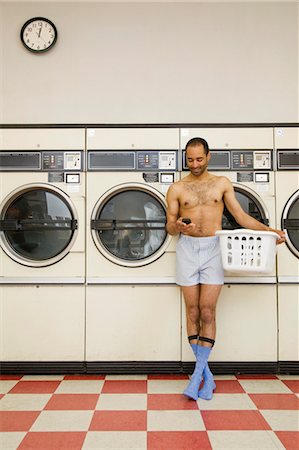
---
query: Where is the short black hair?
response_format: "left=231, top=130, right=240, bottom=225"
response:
left=185, top=137, right=210, bottom=155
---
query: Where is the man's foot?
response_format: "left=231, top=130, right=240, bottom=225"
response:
left=198, top=366, right=216, bottom=400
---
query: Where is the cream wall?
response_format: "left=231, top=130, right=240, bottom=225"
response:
left=0, top=1, right=298, bottom=124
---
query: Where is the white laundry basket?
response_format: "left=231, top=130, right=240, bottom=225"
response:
left=215, top=229, right=279, bottom=274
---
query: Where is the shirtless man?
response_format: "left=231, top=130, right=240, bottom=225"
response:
left=166, top=137, right=285, bottom=401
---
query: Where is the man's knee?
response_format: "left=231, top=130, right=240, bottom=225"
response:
left=186, top=304, right=200, bottom=323
left=200, top=306, right=215, bottom=324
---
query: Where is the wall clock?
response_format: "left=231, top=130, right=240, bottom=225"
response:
left=20, top=17, right=57, bottom=53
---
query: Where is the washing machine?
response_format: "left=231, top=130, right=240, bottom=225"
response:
left=0, top=128, right=86, bottom=362
left=180, top=127, right=278, bottom=368
left=274, top=127, right=299, bottom=368
left=85, top=128, right=181, bottom=365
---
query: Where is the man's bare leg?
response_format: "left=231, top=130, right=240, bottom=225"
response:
left=197, top=284, right=222, bottom=400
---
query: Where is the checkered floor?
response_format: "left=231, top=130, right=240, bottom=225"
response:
left=0, top=374, right=298, bottom=449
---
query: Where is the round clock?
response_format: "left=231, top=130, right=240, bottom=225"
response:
left=20, top=17, right=57, bottom=53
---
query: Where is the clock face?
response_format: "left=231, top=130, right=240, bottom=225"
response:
left=20, top=17, right=57, bottom=53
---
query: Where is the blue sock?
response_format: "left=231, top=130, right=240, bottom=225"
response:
left=183, top=345, right=211, bottom=401
left=198, top=363, right=216, bottom=400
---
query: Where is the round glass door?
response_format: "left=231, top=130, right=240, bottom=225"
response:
left=0, top=184, right=78, bottom=267
left=91, top=183, right=171, bottom=267
left=282, top=190, right=299, bottom=258
left=222, top=185, right=268, bottom=229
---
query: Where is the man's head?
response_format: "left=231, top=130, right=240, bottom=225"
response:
left=185, top=137, right=210, bottom=155
left=185, top=137, right=210, bottom=177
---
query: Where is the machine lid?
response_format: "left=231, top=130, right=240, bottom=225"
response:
left=222, top=184, right=269, bottom=229
left=91, top=183, right=171, bottom=267
left=282, top=190, right=299, bottom=258
left=0, top=184, right=78, bottom=267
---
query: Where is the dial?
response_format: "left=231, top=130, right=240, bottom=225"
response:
left=20, top=17, right=57, bottom=53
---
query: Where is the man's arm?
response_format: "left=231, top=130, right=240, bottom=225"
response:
left=222, top=177, right=285, bottom=244
left=166, top=185, right=180, bottom=235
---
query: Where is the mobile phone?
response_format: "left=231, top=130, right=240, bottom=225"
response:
left=182, top=218, right=191, bottom=224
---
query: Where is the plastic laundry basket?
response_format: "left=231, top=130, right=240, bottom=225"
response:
left=215, top=229, right=279, bottom=274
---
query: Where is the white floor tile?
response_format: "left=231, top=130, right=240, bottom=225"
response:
left=0, top=380, right=19, bottom=394
left=197, top=394, right=257, bottom=410
left=214, top=375, right=237, bottom=380
left=147, top=379, right=187, bottom=394
left=0, top=394, right=51, bottom=411
left=82, top=431, right=147, bottom=449
left=0, top=432, right=26, bottom=450
left=208, top=430, right=285, bottom=449
left=260, top=410, right=299, bottom=431
left=21, top=375, right=64, bottom=381
left=96, top=394, right=147, bottom=410
left=55, top=380, right=104, bottom=394
left=277, top=375, right=299, bottom=380
left=105, top=375, right=147, bottom=381
left=147, top=410, right=205, bottom=431
left=238, top=380, right=292, bottom=394
left=30, top=410, right=94, bottom=431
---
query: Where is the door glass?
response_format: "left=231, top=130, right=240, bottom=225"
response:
left=2, top=189, right=75, bottom=261
left=222, top=188, right=267, bottom=229
left=284, top=196, right=299, bottom=253
left=95, top=190, right=167, bottom=261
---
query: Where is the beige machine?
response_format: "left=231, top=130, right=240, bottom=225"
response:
left=85, top=128, right=181, bottom=364
left=0, top=128, right=86, bottom=362
left=180, top=127, right=278, bottom=367
left=274, top=127, right=299, bottom=366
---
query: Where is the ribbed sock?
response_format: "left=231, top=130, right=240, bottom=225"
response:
left=198, top=364, right=216, bottom=400
left=183, top=344, right=211, bottom=401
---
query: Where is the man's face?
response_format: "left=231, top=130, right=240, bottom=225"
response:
left=186, top=144, right=210, bottom=176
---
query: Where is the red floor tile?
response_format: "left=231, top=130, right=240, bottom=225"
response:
left=18, top=431, right=86, bottom=450
left=0, top=411, right=40, bottom=431
left=275, top=431, right=299, bottom=450
left=101, top=380, right=147, bottom=394
left=148, top=431, right=212, bottom=450
left=9, top=380, right=61, bottom=394
left=89, top=410, right=147, bottom=431
left=148, top=394, right=199, bottom=410
left=64, top=375, right=105, bottom=380
left=148, top=374, right=189, bottom=380
left=249, top=393, right=299, bottom=410
left=44, top=394, right=99, bottom=410
left=236, top=374, right=278, bottom=379
left=281, top=380, right=299, bottom=393
left=0, top=394, right=4, bottom=400
left=214, top=380, right=245, bottom=393
left=201, top=410, right=271, bottom=430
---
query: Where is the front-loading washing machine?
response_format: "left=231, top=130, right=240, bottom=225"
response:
left=85, top=128, right=181, bottom=368
left=274, top=127, right=299, bottom=370
left=0, top=128, right=85, bottom=364
left=180, top=127, right=278, bottom=371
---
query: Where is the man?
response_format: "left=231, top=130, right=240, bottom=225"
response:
left=166, top=137, right=285, bottom=401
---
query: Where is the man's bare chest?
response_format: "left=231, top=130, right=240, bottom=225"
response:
left=180, top=181, right=223, bottom=208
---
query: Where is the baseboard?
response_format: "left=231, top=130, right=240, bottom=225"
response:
left=0, top=361, right=298, bottom=375
left=278, top=361, right=299, bottom=375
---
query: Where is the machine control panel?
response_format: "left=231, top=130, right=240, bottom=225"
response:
left=0, top=151, right=83, bottom=171
left=182, top=150, right=272, bottom=171
left=88, top=150, right=177, bottom=171
left=43, top=151, right=82, bottom=171
left=137, top=151, right=176, bottom=170
left=232, top=151, right=271, bottom=170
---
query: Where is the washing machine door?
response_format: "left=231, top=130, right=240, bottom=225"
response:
left=91, top=183, right=171, bottom=267
left=0, top=184, right=78, bottom=267
left=282, top=190, right=299, bottom=258
left=222, top=184, right=269, bottom=229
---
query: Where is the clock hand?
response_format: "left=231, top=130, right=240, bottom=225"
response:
left=38, top=27, right=41, bottom=38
